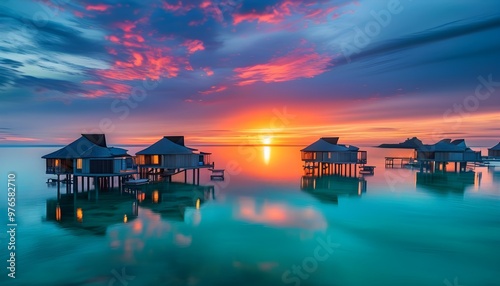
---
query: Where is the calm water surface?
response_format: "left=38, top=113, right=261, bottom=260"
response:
left=0, top=146, right=499, bottom=286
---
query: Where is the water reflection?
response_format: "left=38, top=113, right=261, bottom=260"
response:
left=136, top=182, right=215, bottom=222
left=235, top=196, right=327, bottom=230
left=416, top=171, right=478, bottom=194
left=300, top=175, right=367, bottom=204
left=263, top=146, right=271, bottom=165
left=46, top=192, right=139, bottom=236
left=488, top=166, right=500, bottom=183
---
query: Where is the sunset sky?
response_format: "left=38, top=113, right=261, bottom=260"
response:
left=1, top=0, right=500, bottom=146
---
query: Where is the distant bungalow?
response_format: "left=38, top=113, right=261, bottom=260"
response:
left=416, top=139, right=481, bottom=163
left=488, top=142, right=500, bottom=158
left=135, top=136, right=213, bottom=184
left=42, top=134, right=137, bottom=199
left=301, top=137, right=368, bottom=176
left=380, top=137, right=481, bottom=172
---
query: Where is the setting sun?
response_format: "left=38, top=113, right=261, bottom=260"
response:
left=262, top=136, right=272, bottom=145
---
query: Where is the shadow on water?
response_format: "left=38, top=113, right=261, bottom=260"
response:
left=416, top=171, right=478, bottom=194
left=300, top=174, right=367, bottom=204
left=45, top=182, right=215, bottom=235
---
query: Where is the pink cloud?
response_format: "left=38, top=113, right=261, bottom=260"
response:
left=85, top=4, right=111, bottom=12
left=182, top=39, right=205, bottom=54
left=202, top=67, right=214, bottom=76
left=114, top=21, right=136, bottom=33
left=234, top=47, right=332, bottom=85
left=199, top=85, right=227, bottom=95
left=233, top=11, right=284, bottom=25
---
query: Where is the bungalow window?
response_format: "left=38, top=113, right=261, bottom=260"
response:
left=54, top=159, right=60, bottom=167
left=76, top=159, right=83, bottom=170
left=152, top=155, right=159, bottom=165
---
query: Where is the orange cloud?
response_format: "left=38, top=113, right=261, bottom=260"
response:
left=234, top=48, right=332, bottom=85
left=85, top=4, right=111, bottom=12
left=182, top=39, right=205, bottom=54
left=132, top=52, right=143, bottom=66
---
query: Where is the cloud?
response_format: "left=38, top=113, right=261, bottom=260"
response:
left=85, top=4, right=112, bottom=12
left=336, top=14, right=500, bottom=65
left=182, top=39, right=205, bottom=54
left=199, top=85, right=227, bottom=94
left=234, top=47, right=332, bottom=85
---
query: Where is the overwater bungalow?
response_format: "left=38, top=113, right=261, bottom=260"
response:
left=380, top=137, right=481, bottom=172
left=301, top=137, right=367, bottom=176
left=42, top=134, right=137, bottom=199
left=488, top=142, right=500, bottom=158
left=135, top=136, right=213, bottom=184
left=416, top=139, right=481, bottom=171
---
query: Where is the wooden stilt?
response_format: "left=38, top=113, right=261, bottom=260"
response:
left=57, top=174, right=61, bottom=200
left=94, top=177, right=99, bottom=201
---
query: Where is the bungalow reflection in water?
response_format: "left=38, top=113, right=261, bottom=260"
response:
left=301, top=175, right=367, bottom=204
left=46, top=192, right=139, bottom=236
left=134, top=182, right=215, bottom=222
left=416, top=171, right=479, bottom=194
left=46, top=182, right=215, bottom=234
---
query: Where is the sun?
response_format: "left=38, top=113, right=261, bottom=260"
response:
left=262, top=136, right=272, bottom=145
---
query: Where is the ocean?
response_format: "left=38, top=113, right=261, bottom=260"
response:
left=0, top=146, right=499, bottom=286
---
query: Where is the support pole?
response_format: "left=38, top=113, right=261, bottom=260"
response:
left=57, top=174, right=61, bottom=200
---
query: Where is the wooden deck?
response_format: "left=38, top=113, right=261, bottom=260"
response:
left=359, top=165, right=375, bottom=175
left=385, top=157, right=415, bottom=168
left=210, top=169, right=225, bottom=180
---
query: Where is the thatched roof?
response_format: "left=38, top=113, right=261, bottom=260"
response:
left=136, top=136, right=197, bottom=155
left=42, top=134, right=129, bottom=159
left=301, top=137, right=359, bottom=152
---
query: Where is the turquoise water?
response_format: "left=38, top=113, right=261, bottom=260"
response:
left=1, top=146, right=499, bottom=286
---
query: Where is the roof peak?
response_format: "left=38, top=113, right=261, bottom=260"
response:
left=82, top=134, right=107, bottom=147
left=163, top=136, right=185, bottom=146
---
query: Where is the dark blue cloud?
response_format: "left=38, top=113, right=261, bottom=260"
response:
left=15, top=76, right=86, bottom=94
left=335, top=14, right=500, bottom=66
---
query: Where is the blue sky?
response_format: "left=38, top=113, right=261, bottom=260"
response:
left=1, top=0, right=499, bottom=146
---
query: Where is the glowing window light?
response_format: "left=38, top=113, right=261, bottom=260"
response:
left=152, top=190, right=159, bottom=203
left=76, top=208, right=83, bottom=223
left=56, top=205, right=61, bottom=221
